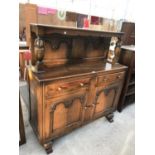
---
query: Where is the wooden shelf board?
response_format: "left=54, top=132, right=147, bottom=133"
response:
left=125, top=91, right=135, bottom=96
left=128, top=81, right=135, bottom=86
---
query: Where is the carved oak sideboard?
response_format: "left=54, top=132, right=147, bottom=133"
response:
left=28, top=24, right=127, bottom=153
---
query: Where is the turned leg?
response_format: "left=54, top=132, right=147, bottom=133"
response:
left=43, top=141, right=53, bottom=154
left=106, top=113, right=114, bottom=123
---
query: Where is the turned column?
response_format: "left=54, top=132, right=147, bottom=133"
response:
left=33, top=36, right=45, bottom=72
left=107, top=36, right=122, bottom=64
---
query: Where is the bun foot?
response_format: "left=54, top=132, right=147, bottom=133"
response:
left=43, top=141, right=53, bottom=154
left=106, top=113, right=114, bottom=123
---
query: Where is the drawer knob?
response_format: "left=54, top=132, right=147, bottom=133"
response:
left=58, top=87, right=62, bottom=91
left=80, top=83, right=84, bottom=87
left=117, top=75, right=121, bottom=79
left=92, top=104, right=95, bottom=107
left=84, top=107, right=87, bottom=110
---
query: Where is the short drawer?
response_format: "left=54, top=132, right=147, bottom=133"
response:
left=97, top=72, right=125, bottom=87
left=44, top=77, right=90, bottom=99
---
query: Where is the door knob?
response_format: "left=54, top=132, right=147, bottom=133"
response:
left=80, top=83, right=84, bottom=87
left=58, top=87, right=62, bottom=91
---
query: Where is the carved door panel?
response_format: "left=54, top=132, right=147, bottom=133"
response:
left=45, top=94, right=86, bottom=138
left=93, top=83, right=121, bottom=118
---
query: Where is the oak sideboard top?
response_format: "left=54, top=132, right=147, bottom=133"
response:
left=31, top=61, right=127, bottom=82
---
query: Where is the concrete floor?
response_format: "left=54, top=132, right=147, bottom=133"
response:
left=19, top=82, right=135, bottom=155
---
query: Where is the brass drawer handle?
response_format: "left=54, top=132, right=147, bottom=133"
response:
left=57, top=85, right=68, bottom=91
left=84, top=107, right=87, bottom=110
left=117, top=75, right=121, bottom=79
left=80, top=83, right=84, bottom=87
left=58, top=87, right=62, bottom=91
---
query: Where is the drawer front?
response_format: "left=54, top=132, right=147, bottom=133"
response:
left=97, top=72, right=125, bottom=87
left=44, top=77, right=91, bottom=100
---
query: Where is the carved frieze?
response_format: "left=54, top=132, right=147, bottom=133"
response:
left=50, top=94, right=86, bottom=112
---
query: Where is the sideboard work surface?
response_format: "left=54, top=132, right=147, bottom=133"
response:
left=28, top=24, right=127, bottom=154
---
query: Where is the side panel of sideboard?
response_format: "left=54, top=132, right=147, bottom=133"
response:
left=29, top=71, right=44, bottom=143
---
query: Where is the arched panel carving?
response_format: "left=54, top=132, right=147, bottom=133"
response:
left=49, top=94, right=86, bottom=134
left=94, top=85, right=119, bottom=116
left=67, top=98, right=83, bottom=125
left=53, top=103, right=67, bottom=130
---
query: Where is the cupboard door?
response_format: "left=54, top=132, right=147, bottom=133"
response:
left=93, top=83, right=122, bottom=118
left=45, top=94, right=86, bottom=139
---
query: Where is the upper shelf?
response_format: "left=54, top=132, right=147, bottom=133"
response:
left=30, top=23, right=124, bottom=38
left=121, top=45, right=135, bottom=51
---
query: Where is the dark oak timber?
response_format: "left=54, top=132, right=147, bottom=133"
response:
left=28, top=24, right=127, bottom=153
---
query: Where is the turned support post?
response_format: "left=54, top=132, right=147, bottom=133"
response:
left=33, top=36, right=45, bottom=72
left=107, top=36, right=122, bottom=64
